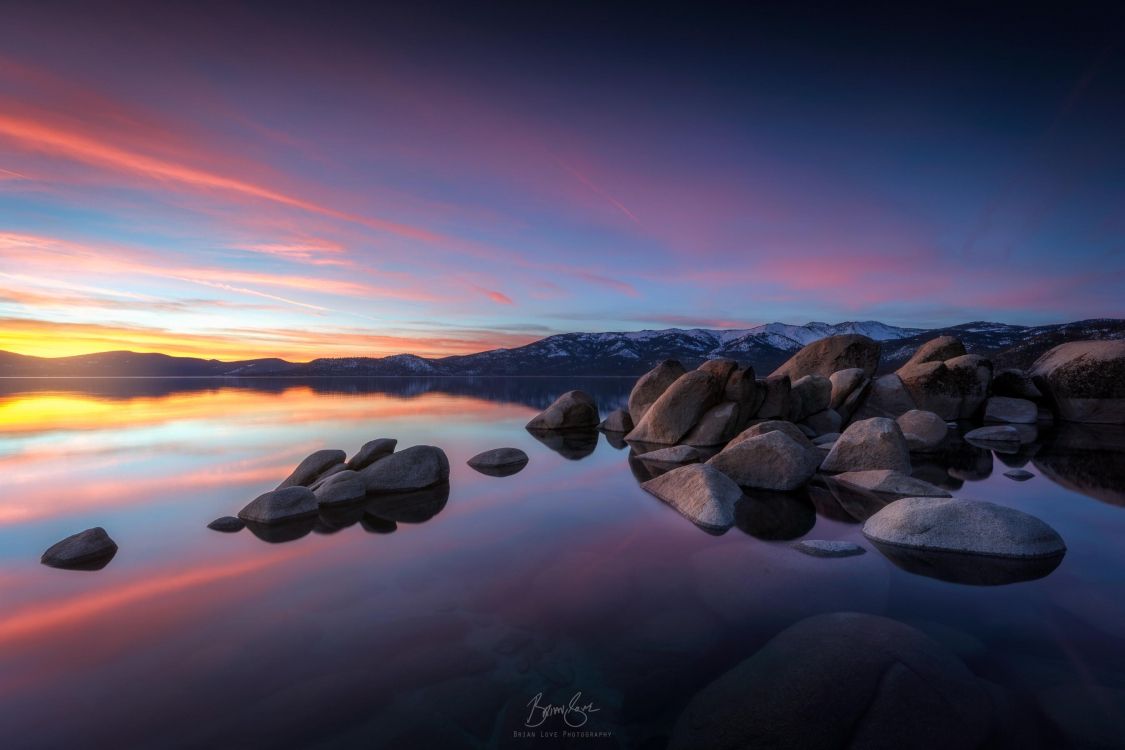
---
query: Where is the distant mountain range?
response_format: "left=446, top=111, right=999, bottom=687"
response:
left=3, top=319, right=1123, bottom=378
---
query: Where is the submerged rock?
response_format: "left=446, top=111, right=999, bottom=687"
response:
left=598, top=408, right=633, bottom=433
left=41, top=527, right=118, bottom=569
left=467, top=447, right=529, bottom=476
left=640, top=463, right=741, bottom=533
left=771, top=334, right=881, bottom=380
left=985, top=396, right=1037, bottom=424
left=277, top=449, right=346, bottom=489
left=708, top=431, right=820, bottom=491
left=669, top=612, right=991, bottom=750
left=1030, top=339, right=1125, bottom=424
left=628, top=359, right=686, bottom=423
left=360, top=445, right=450, bottom=493
left=239, top=486, right=319, bottom=524
left=821, top=417, right=912, bottom=473
left=792, top=540, right=866, bottom=558
left=1004, top=469, right=1035, bottom=481
left=831, top=469, right=951, bottom=497
left=525, top=390, right=599, bottom=430
left=346, top=438, right=397, bottom=471
left=863, top=496, right=1066, bottom=559
left=207, top=516, right=245, bottom=532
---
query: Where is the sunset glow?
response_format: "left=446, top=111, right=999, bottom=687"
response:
left=2, top=4, right=1123, bottom=360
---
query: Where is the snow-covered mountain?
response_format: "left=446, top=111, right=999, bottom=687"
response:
left=2, top=319, right=1122, bottom=377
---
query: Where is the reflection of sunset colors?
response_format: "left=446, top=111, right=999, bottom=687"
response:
left=0, top=386, right=533, bottom=525
left=3, top=4, right=1123, bottom=360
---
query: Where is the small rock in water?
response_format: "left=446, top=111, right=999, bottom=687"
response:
left=964, top=425, right=1022, bottom=446
left=526, top=390, right=599, bottom=431
left=277, top=449, right=346, bottom=489
left=467, top=447, right=529, bottom=476
left=207, top=516, right=245, bottom=532
left=831, top=469, right=951, bottom=498
left=598, top=408, right=634, bottom=433
left=792, top=540, right=866, bottom=558
left=239, top=486, right=319, bottom=524
left=41, top=527, right=118, bottom=569
left=346, top=438, right=397, bottom=471
left=1004, top=469, right=1035, bottom=481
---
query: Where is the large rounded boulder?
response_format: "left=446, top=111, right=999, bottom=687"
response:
left=708, top=430, right=820, bottom=491
left=1030, top=340, right=1125, bottom=424
left=897, top=353, right=992, bottom=421
left=771, top=334, right=881, bottom=380
left=627, top=370, right=721, bottom=445
left=821, top=417, right=911, bottom=473
left=668, top=612, right=993, bottom=750
left=525, top=390, right=599, bottom=430
left=359, top=445, right=450, bottom=493
left=628, top=359, right=687, bottom=423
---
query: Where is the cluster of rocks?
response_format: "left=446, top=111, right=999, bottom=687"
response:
left=42, top=438, right=530, bottom=568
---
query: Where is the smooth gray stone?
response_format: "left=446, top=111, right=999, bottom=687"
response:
left=896, top=409, right=948, bottom=450
left=628, top=359, right=687, bottom=424
left=525, top=390, right=599, bottom=430
left=313, top=469, right=367, bottom=506
left=238, top=486, right=318, bottom=524
left=207, top=516, right=245, bottom=532
left=277, top=449, right=346, bottom=489
left=831, top=469, right=950, bottom=497
left=598, top=408, right=633, bottom=433
left=792, top=540, right=866, bottom=557
left=708, top=431, right=820, bottom=491
left=467, top=447, right=529, bottom=476
left=346, top=438, right=397, bottom=470
left=41, top=527, right=118, bottom=569
left=821, top=417, right=912, bottom=473
left=1004, top=469, right=1035, bottom=481
left=863, top=496, right=1066, bottom=559
left=641, top=463, right=741, bottom=533
left=360, top=444, right=450, bottom=493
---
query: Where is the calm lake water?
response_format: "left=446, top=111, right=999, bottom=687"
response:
left=1, top=377, right=1124, bottom=749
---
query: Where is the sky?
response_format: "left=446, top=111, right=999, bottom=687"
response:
left=1, top=1, right=1123, bottom=361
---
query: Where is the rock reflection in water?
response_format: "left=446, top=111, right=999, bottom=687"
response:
left=1034, top=423, right=1125, bottom=506
left=870, top=542, right=1065, bottom=585
left=807, top=481, right=860, bottom=523
left=911, top=437, right=994, bottom=488
left=525, top=427, right=599, bottom=460
left=822, top=479, right=895, bottom=523
left=360, top=515, right=398, bottom=534
left=735, top=489, right=816, bottom=540
left=365, top=482, right=450, bottom=523
left=244, top=517, right=317, bottom=544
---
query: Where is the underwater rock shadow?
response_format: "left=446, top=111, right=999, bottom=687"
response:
left=870, top=541, right=1065, bottom=585
left=734, top=489, right=817, bottom=541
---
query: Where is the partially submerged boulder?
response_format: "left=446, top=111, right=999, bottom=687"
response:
left=312, top=469, right=367, bottom=506
left=863, top=496, right=1066, bottom=559
left=628, top=359, right=687, bottom=423
left=360, top=445, right=450, bottom=493
left=598, top=408, right=633, bottom=433
left=771, top=334, right=881, bottom=380
left=896, top=409, right=948, bottom=451
left=821, top=417, right=912, bottom=473
left=640, top=463, right=741, bottom=532
left=525, top=390, right=599, bottom=430
left=346, top=438, right=397, bottom=471
left=984, top=396, right=1037, bottom=424
left=467, top=447, right=529, bottom=477
left=277, top=449, right=346, bottom=489
left=207, top=516, right=245, bottom=532
left=1030, top=340, right=1125, bottom=424
left=668, top=612, right=992, bottom=750
left=627, top=370, right=721, bottom=445
left=831, top=469, right=951, bottom=497
left=41, top=527, right=118, bottom=569
left=239, top=486, right=318, bottom=524
left=708, top=431, right=820, bottom=491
